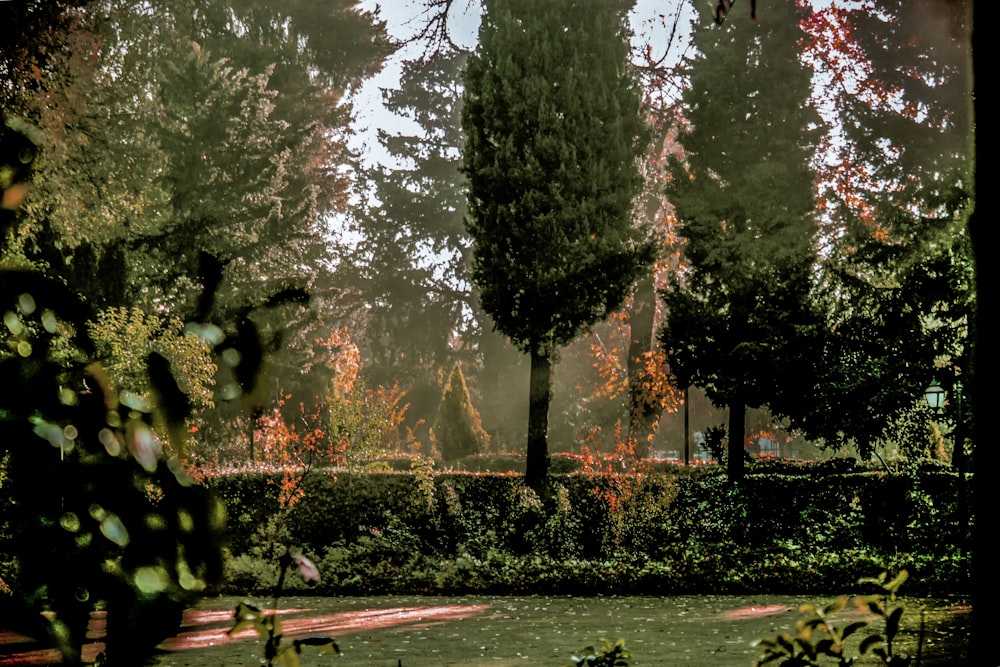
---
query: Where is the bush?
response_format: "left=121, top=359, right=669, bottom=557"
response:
left=431, top=363, right=490, bottom=462
left=203, top=463, right=969, bottom=597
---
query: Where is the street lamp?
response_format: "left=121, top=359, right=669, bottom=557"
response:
left=924, top=381, right=946, bottom=411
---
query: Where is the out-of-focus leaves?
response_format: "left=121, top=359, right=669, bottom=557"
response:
left=753, top=570, right=911, bottom=666
left=289, top=548, right=320, bottom=583
left=147, top=350, right=191, bottom=443
left=231, top=315, right=264, bottom=399
left=194, top=252, right=228, bottom=321
left=263, top=287, right=310, bottom=310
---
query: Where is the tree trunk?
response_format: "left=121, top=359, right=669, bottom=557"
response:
left=969, top=25, right=993, bottom=658
left=526, top=347, right=552, bottom=496
left=727, top=402, right=746, bottom=482
left=626, top=274, right=662, bottom=459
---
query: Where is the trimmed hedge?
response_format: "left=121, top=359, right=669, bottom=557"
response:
left=207, top=465, right=969, bottom=597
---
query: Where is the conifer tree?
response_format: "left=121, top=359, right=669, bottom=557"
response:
left=462, top=0, right=654, bottom=494
left=795, top=0, right=974, bottom=459
left=659, top=0, right=824, bottom=481
left=432, top=363, right=490, bottom=462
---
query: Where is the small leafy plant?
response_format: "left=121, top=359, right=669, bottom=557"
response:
left=753, top=570, right=915, bottom=666
left=568, top=638, right=631, bottom=666
left=230, top=599, right=339, bottom=667
left=229, top=546, right=337, bottom=666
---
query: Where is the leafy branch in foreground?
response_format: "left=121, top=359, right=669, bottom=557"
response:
left=568, top=638, right=631, bottom=667
left=229, top=544, right=334, bottom=666
left=753, top=570, right=916, bottom=666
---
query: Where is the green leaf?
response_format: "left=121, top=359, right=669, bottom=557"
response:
left=823, top=596, right=848, bottom=616
left=840, top=621, right=868, bottom=641
left=793, top=637, right=817, bottom=660
left=884, top=571, right=909, bottom=596
left=858, top=634, right=884, bottom=654
left=858, top=571, right=888, bottom=587
left=230, top=601, right=266, bottom=636
left=886, top=606, right=904, bottom=642
left=776, top=632, right=796, bottom=652
left=814, top=638, right=837, bottom=656
left=858, top=595, right=885, bottom=617
left=295, top=637, right=341, bottom=655
left=274, top=647, right=302, bottom=667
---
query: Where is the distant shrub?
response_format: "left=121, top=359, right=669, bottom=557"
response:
left=431, top=363, right=490, bottom=462
left=457, top=453, right=525, bottom=473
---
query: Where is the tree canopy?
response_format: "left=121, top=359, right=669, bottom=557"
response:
left=462, top=0, right=655, bottom=492
left=792, top=0, right=974, bottom=458
left=659, top=0, right=824, bottom=480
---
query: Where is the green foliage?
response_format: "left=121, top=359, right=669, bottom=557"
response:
left=230, top=600, right=339, bottom=667
left=14, top=0, right=392, bottom=420
left=702, top=424, right=727, bottom=463
left=342, top=52, right=481, bottom=415
left=1, top=289, right=230, bottom=665
left=659, top=0, right=825, bottom=481
left=462, top=0, right=655, bottom=492
left=462, top=0, right=654, bottom=354
left=88, top=306, right=216, bottom=413
left=200, top=466, right=966, bottom=598
left=787, top=1, right=974, bottom=458
left=753, top=571, right=913, bottom=666
left=326, top=378, right=411, bottom=465
left=568, top=638, right=631, bottom=667
left=432, top=363, right=490, bottom=462
left=1, top=121, right=236, bottom=666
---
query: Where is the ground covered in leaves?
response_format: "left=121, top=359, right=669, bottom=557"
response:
left=0, top=594, right=970, bottom=667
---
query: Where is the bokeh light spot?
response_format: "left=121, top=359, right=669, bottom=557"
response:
left=134, top=566, right=169, bottom=594
left=177, top=509, right=194, bottom=533
left=99, top=428, right=121, bottom=456
left=41, top=309, right=59, bottom=333
left=17, top=293, right=36, bottom=315
left=60, top=512, right=81, bottom=532
left=3, top=311, right=22, bottom=335
left=100, top=513, right=129, bottom=547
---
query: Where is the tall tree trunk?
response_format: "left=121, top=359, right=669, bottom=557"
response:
left=727, top=401, right=746, bottom=482
left=969, top=25, right=993, bottom=658
left=526, top=347, right=552, bottom=496
left=627, top=274, right=662, bottom=459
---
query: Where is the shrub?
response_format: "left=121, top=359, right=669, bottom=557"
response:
left=431, top=363, right=490, bottom=462
left=204, top=464, right=968, bottom=597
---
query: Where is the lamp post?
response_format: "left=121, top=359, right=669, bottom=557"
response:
left=924, top=381, right=946, bottom=412
left=924, top=379, right=965, bottom=471
left=924, top=378, right=969, bottom=572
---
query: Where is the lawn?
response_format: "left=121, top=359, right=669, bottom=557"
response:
left=0, top=594, right=970, bottom=666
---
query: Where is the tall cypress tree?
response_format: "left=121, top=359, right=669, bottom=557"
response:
left=462, top=0, right=654, bottom=494
left=659, top=0, right=824, bottom=481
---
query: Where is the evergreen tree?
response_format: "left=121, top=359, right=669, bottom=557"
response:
left=462, top=0, right=654, bottom=493
left=432, top=362, right=490, bottom=462
left=343, top=51, right=527, bottom=446
left=343, top=52, right=474, bottom=434
left=658, top=0, right=824, bottom=481
left=796, top=0, right=974, bottom=460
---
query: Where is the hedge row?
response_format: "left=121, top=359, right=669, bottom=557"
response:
left=207, top=464, right=969, bottom=596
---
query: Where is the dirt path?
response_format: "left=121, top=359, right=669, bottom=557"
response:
left=0, top=595, right=970, bottom=666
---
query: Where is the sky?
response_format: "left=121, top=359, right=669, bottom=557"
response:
left=350, top=0, right=693, bottom=167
